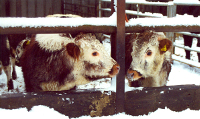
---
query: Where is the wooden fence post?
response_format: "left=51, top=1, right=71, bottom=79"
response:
left=115, top=0, right=125, bottom=113
left=166, top=3, right=176, bottom=54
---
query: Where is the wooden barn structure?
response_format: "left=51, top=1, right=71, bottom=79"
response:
left=0, top=0, right=200, bottom=118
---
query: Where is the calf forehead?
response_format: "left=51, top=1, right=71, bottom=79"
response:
left=132, top=32, right=163, bottom=51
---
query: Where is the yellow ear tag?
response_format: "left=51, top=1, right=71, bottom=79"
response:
left=26, top=40, right=30, bottom=45
left=161, top=45, right=167, bottom=51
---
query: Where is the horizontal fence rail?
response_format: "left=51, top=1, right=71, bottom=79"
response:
left=0, top=17, right=200, bottom=34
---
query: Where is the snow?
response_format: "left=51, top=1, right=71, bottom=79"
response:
left=174, top=0, right=200, bottom=4
left=126, top=17, right=200, bottom=27
left=1, top=13, right=200, bottom=29
left=0, top=105, right=200, bottom=119
left=0, top=16, right=116, bottom=28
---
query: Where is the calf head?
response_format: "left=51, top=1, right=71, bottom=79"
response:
left=126, top=31, right=172, bottom=87
left=72, top=33, right=120, bottom=83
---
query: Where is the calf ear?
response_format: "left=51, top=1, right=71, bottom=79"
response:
left=22, top=40, right=30, bottom=49
left=159, top=38, right=172, bottom=54
left=66, top=43, right=80, bottom=60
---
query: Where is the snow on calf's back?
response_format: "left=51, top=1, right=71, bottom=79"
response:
left=21, top=33, right=120, bottom=92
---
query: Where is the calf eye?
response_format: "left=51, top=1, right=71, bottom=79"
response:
left=92, top=52, right=99, bottom=56
left=146, top=50, right=152, bottom=56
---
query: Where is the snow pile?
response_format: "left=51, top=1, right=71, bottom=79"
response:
left=0, top=105, right=68, bottom=119
left=0, top=105, right=200, bottom=119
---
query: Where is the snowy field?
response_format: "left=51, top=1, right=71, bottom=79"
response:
left=0, top=36, right=200, bottom=118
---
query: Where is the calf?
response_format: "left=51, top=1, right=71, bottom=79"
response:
left=125, top=31, right=172, bottom=87
left=0, top=34, right=26, bottom=90
left=0, top=35, right=13, bottom=90
left=21, top=33, right=119, bottom=92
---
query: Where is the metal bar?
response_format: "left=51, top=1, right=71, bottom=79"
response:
left=99, top=0, right=102, bottom=17
left=166, top=4, right=176, bottom=54
left=172, top=55, right=200, bottom=68
left=101, top=8, right=163, bottom=17
left=125, top=10, right=163, bottom=18
left=137, top=4, right=139, bottom=18
left=101, top=0, right=169, bottom=6
left=177, top=32, right=200, bottom=38
left=100, top=8, right=111, bottom=11
left=173, top=43, right=200, bottom=53
left=174, top=2, right=200, bottom=6
left=116, top=0, right=125, bottom=113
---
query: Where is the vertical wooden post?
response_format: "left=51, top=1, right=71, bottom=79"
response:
left=167, top=4, right=176, bottom=54
left=116, top=0, right=125, bottom=113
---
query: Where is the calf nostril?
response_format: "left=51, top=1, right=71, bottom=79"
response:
left=131, top=73, right=134, bottom=77
left=116, top=65, right=120, bottom=70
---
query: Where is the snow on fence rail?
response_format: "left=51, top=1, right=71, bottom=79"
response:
left=0, top=17, right=200, bottom=34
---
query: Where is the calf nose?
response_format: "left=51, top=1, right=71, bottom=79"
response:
left=109, top=64, right=120, bottom=77
left=127, top=69, right=142, bottom=81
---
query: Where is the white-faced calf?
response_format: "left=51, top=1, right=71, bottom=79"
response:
left=125, top=31, right=172, bottom=87
left=21, top=33, right=119, bottom=92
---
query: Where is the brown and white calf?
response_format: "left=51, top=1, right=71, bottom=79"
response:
left=21, top=33, right=120, bottom=92
left=125, top=31, right=172, bottom=87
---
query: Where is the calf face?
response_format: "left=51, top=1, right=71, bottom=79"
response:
left=21, top=33, right=119, bottom=92
left=73, top=33, right=119, bottom=82
left=125, top=31, right=172, bottom=87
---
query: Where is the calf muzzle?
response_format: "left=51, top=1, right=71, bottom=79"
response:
left=126, top=69, right=142, bottom=81
left=109, top=64, right=120, bottom=77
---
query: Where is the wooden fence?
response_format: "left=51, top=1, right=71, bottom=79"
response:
left=0, top=0, right=200, bottom=118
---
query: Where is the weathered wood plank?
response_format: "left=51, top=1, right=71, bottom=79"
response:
left=1, top=85, right=199, bottom=117
left=0, top=90, right=116, bottom=118
left=125, top=85, right=200, bottom=116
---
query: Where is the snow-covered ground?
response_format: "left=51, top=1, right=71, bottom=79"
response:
left=0, top=35, right=200, bottom=118
left=0, top=105, right=200, bottom=119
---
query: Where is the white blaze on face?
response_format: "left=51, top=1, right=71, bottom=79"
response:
left=75, top=34, right=116, bottom=77
left=130, top=32, right=168, bottom=79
